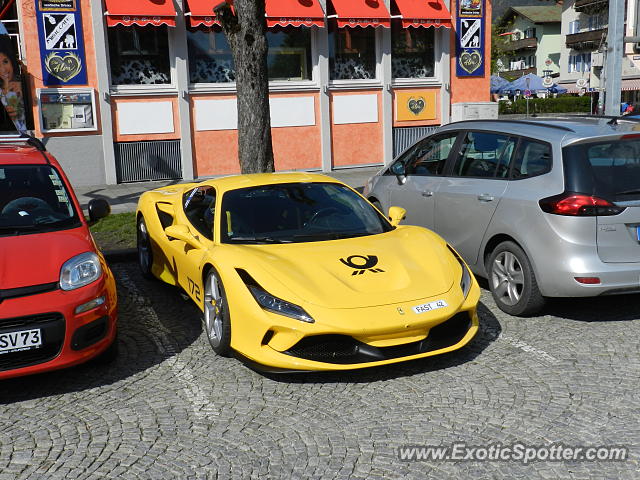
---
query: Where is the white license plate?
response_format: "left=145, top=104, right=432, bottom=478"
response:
left=0, top=329, right=42, bottom=354
left=412, top=300, right=449, bottom=314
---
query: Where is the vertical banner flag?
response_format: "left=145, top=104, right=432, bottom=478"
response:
left=35, top=0, right=88, bottom=86
left=0, top=27, right=27, bottom=131
left=456, top=0, right=485, bottom=77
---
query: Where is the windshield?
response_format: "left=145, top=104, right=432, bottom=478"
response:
left=220, top=182, right=393, bottom=244
left=0, top=164, right=81, bottom=236
left=563, top=138, right=640, bottom=202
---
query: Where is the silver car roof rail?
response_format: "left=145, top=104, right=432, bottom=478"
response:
left=449, top=118, right=576, bottom=133
left=0, top=132, right=46, bottom=152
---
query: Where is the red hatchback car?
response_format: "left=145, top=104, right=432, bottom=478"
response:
left=0, top=135, right=117, bottom=380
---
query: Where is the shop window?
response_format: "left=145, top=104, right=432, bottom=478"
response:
left=108, top=25, right=171, bottom=85
left=328, top=23, right=376, bottom=80
left=187, top=26, right=312, bottom=84
left=391, top=22, right=435, bottom=79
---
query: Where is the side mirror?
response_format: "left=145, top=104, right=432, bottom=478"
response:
left=388, top=206, right=407, bottom=227
left=165, top=224, right=203, bottom=249
left=390, top=162, right=407, bottom=185
left=88, top=198, right=110, bottom=222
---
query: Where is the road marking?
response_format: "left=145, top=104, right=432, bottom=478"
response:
left=499, top=334, right=559, bottom=365
left=115, top=266, right=219, bottom=419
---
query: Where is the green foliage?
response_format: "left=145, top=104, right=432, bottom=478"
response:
left=499, top=96, right=592, bottom=114
left=89, top=211, right=136, bottom=251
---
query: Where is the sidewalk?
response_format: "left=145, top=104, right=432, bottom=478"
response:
left=75, top=166, right=382, bottom=214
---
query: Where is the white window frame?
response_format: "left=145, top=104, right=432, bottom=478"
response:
left=390, top=25, right=441, bottom=87
left=187, top=26, right=320, bottom=94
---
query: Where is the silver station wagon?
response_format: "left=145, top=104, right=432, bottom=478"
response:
left=364, top=117, right=640, bottom=316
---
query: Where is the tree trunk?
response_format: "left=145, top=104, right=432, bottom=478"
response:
left=218, top=0, right=274, bottom=174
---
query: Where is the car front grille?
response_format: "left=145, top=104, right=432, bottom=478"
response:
left=0, top=313, right=66, bottom=372
left=0, top=282, right=58, bottom=304
left=284, top=312, right=472, bottom=364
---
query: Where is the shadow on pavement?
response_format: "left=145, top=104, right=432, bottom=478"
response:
left=262, top=301, right=501, bottom=384
left=0, top=263, right=203, bottom=404
left=543, top=293, right=640, bottom=322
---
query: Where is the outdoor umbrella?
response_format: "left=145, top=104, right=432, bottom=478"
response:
left=502, top=73, right=566, bottom=95
left=490, top=75, right=511, bottom=94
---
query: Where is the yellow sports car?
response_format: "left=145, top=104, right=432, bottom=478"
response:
left=136, top=173, right=479, bottom=372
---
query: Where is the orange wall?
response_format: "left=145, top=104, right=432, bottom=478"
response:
left=20, top=0, right=101, bottom=137
left=191, top=92, right=323, bottom=177
left=330, top=90, right=383, bottom=167
left=450, top=0, right=492, bottom=104
left=111, top=96, right=180, bottom=142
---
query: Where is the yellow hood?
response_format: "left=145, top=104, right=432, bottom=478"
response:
left=231, top=227, right=456, bottom=309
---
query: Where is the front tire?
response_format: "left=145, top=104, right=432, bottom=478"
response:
left=487, top=241, right=545, bottom=316
left=137, top=216, right=154, bottom=279
left=203, top=269, right=232, bottom=357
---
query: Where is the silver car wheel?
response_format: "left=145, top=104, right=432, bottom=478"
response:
left=491, top=251, right=525, bottom=306
left=204, top=272, right=225, bottom=348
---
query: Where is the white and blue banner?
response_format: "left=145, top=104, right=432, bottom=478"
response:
left=35, top=0, right=88, bottom=86
left=456, top=0, right=485, bottom=77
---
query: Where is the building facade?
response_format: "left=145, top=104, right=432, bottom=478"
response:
left=9, top=0, right=492, bottom=186
left=558, top=0, right=640, bottom=98
left=496, top=5, right=562, bottom=80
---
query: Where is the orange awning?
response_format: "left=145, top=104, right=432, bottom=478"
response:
left=185, top=0, right=220, bottom=27
left=328, top=0, right=391, bottom=28
left=104, top=0, right=176, bottom=27
left=186, top=0, right=324, bottom=28
left=392, top=0, right=452, bottom=28
left=266, top=0, right=325, bottom=28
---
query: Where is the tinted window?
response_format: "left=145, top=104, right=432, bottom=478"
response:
left=452, top=132, right=516, bottom=178
left=393, top=132, right=458, bottom=176
left=0, top=165, right=80, bottom=236
left=220, top=183, right=392, bottom=244
left=563, top=138, right=640, bottom=201
left=511, top=139, right=552, bottom=179
left=183, top=186, right=216, bottom=240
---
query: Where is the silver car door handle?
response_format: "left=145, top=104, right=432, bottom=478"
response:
left=477, top=194, right=494, bottom=202
left=422, top=191, right=434, bottom=197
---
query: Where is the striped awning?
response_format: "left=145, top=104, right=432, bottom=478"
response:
left=622, top=79, right=640, bottom=91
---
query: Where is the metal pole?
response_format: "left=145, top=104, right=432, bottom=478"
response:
left=604, top=0, right=625, bottom=116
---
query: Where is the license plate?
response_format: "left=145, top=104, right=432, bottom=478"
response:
left=412, top=299, right=449, bottom=314
left=0, top=329, right=42, bottom=354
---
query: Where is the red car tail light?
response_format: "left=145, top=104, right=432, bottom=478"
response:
left=574, top=277, right=601, bottom=285
left=539, top=193, right=626, bottom=216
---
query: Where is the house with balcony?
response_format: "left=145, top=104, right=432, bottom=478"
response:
left=558, top=0, right=640, bottom=99
left=495, top=5, right=563, bottom=80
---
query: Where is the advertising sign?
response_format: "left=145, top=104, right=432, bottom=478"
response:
left=38, top=88, right=96, bottom=132
left=456, top=0, right=485, bottom=77
left=35, top=0, right=87, bottom=86
left=0, top=31, right=27, bottom=131
left=395, top=91, right=437, bottom=122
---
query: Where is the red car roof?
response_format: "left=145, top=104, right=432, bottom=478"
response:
left=0, top=144, right=55, bottom=165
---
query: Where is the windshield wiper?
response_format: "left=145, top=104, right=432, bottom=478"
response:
left=292, top=231, right=372, bottom=241
left=228, top=236, right=291, bottom=244
left=614, top=189, right=640, bottom=196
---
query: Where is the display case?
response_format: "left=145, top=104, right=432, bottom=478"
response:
left=37, top=88, right=97, bottom=132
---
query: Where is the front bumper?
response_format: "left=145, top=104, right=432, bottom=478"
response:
left=0, top=272, right=118, bottom=380
left=229, top=279, right=480, bottom=372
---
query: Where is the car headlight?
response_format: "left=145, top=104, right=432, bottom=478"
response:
left=447, top=245, right=472, bottom=299
left=248, top=285, right=314, bottom=323
left=60, top=252, right=102, bottom=291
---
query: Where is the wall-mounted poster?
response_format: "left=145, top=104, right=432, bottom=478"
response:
left=0, top=27, right=27, bottom=131
left=38, top=88, right=96, bottom=132
left=395, top=91, right=437, bottom=122
left=35, top=0, right=87, bottom=86
left=456, top=0, right=485, bottom=77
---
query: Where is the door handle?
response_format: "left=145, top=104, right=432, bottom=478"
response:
left=422, top=191, right=434, bottom=197
left=477, top=194, right=494, bottom=202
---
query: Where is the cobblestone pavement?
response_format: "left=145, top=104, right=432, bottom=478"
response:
left=1, top=262, right=639, bottom=479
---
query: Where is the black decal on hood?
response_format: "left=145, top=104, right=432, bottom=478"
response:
left=340, top=255, right=385, bottom=276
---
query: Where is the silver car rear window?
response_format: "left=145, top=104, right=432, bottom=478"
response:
left=563, top=138, right=640, bottom=201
